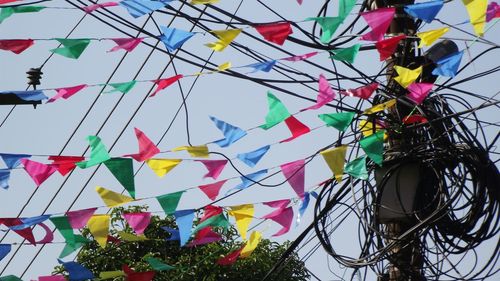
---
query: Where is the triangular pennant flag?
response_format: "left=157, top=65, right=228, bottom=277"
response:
left=281, top=115, right=311, bottom=143
left=254, top=22, right=293, bottom=45
left=0, top=153, right=31, bottom=169
left=104, top=81, right=137, bottom=94
left=58, top=259, right=94, bottom=281
left=83, top=2, right=119, bottom=13
left=407, top=82, right=433, bottom=104
left=50, top=39, right=91, bottom=59
left=108, top=37, right=143, bottom=52
left=9, top=215, right=50, bottom=230
left=126, top=127, right=160, bottom=161
left=104, top=158, right=136, bottom=198
left=264, top=199, right=290, bottom=209
left=0, top=276, right=22, bottom=281
left=161, top=226, right=180, bottom=241
left=360, top=7, right=395, bottom=41
left=330, top=44, right=361, bottom=63
left=320, top=145, right=348, bottom=182
left=417, top=27, right=449, bottom=48
left=228, top=204, right=254, bottom=240
left=237, top=145, right=270, bottom=167
left=76, top=136, right=111, bottom=169
left=393, top=66, right=422, bottom=88
left=0, top=244, right=11, bottom=262
left=297, top=193, right=310, bottom=224
left=159, top=26, right=195, bottom=52
left=281, top=51, right=318, bottom=62
left=363, top=99, right=397, bottom=115
left=375, top=35, right=406, bottom=61
left=0, top=6, right=45, bottom=24
left=338, top=0, right=357, bottom=19
left=192, top=213, right=230, bottom=234
left=200, top=205, right=223, bottom=222
left=66, top=208, right=97, bottom=229
left=318, top=112, right=356, bottom=132
left=280, top=159, right=305, bottom=197
left=188, top=226, right=222, bottom=246
left=0, top=90, right=47, bottom=101
left=48, top=156, right=84, bottom=176
left=48, top=84, right=87, bottom=103
left=20, top=158, right=57, bottom=186
left=150, top=74, right=183, bottom=97
left=172, top=145, right=209, bottom=158
left=118, top=231, right=148, bottom=241
left=486, top=2, right=500, bottom=22
left=174, top=209, right=195, bottom=246
left=156, top=191, right=184, bottom=215
left=59, top=241, right=85, bottom=259
left=0, top=169, right=10, bottom=190
left=119, top=0, right=165, bottom=18
left=306, top=17, right=344, bottom=43
left=234, top=169, right=268, bottom=190
left=340, top=82, right=379, bottom=100
left=0, top=39, right=34, bottom=54
left=197, top=159, right=227, bottom=180
left=240, top=231, right=262, bottom=258
left=210, top=116, right=247, bottom=147
left=358, top=120, right=385, bottom=137
left=123, top=212, right=151, bottom=235
left=191, top=0, right=220, bottom=4
left=431, top=51, right=464, bottom=77
left=205, top=29, right=241, bottom=51
left=245, top=60, right=277, bottom=73
left=87, top=214, right=110, bottom=248
left=122, top=265, right=155, bottom=281
left=260, top=91, right=291, bottom=130
left=462, top=0, right=487, bottom=36
left=95, top=186, right=134, bottom=207
left=217, top=246, right=244, bottom=265
left=360, top=130, right=385, bottom=166
left=403, top=114, right=428, bottom=124
left=0, top=218, right=36, bottom=244
left=39, top=276, right=66, bottom=281
left=145, top=257, right=175, bottom=271
left=262, top=206, right=294, bottom=236
left=404, top=0, right=443, bottom=23
left=50, top=216, right=80, bottom=243
left=301, top=74, right=335, bottom=111
left=145, top=158, right=181, bottom=177
left=199, top=180, right=227, bottom=200
left=345, top=155, right=369, bottom=180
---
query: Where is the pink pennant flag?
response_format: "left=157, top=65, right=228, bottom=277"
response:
left=199, top=205, right=223, bottom=222
left=360, top=7, right=395, bottom=41
left=340, top=83, right=378, bottom=100
left=149, top=74, right=183, bottom=97
left=198, top=180, right=227, bottom=201
left=123, top=212, right=151, bottom=235
left=36, top=223, right=54, bottom=244
left=264, top=199, right=290, bottom=209
left=375, top=35, right=406, bottom=61
left=20, top=159, right=57, bottom=186
left=263, top=206, right=294, bottom=236
left=48, top=156, right=85, bottom=176
left=297, top=0, right=303, bottom=4
left=108, top=38, right=144, bottom=52
left=82, top=2, right=119, bottom=13
left=188, top=226, right=222, bottom=247
left=125, top=128, right=160, bottom=162
left=47, top=84, right=87, bottom=103
left=407, top=82, right=433, bottom=104
left=280, top=159, right=305, bottom=197
left=39, top=276, right=66, bottom=281
left=66, top=208, right=98, bottom=229
left=281, top=116, right=311, bottom=143
left=197, top=159, right=227, bottom=180
left=217, top=246, right=244, bottom=265
left=301, top=74, right=335, bottom=111
left=282, top=51, right=318, bottom=62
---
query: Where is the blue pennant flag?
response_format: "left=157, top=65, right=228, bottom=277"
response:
left=0, top=169, right=10, bottom=190
left=404, top=0, right=443, bottom=23
left=432, top=51, right=463, bottom=77
left=119, top=0, right=167, bottom=18
left=245, top=60, right=277, bottom=73
left=0, top=153, right=31, bottom=169
left=0, top=91, right=47, bottom=101
left=310, top=191, right=319, bottom=199
left=174, top=209, right=195, bottom=247
left=210, top=116, right=247, bottom=147
left=236, top=145, right=270, bottom=168
left=235, top=169, right=268, bottom=190
left=297, top=192, right=310, bottom=224
left=58, top=259, right=94, bottom=281
left=10, top=215, right=51, bottom=230
left=0, top=244, right=11, bottom=262
left=161, top=226, right=180, bottom=241
left=160, top=26, right=195, bottom=52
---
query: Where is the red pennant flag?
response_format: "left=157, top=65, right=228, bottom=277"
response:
left=122, top=265, right=155, bottom=281
left=125, top=128, right=160, bottom=162
left=198, top=180, right=227, bottom=201
left=197, top=159, right=227, bottom=179
left=281, top=116, right=311, bottom=143
left=0, top=0, right=20, bottom=4
left=48, top=156, right=85, bottom=176
left=217, top=246, right=244, bottom=265
left=0, top=39, right=34, bottom=54
left=375, top=35, right=406, bottom=61
left=340, top=83, right=379, bottom=100
left=200, top=205, right=223, bottom=222
left=20, top=159, right=57, bottom=186
left=48, top=84, right=87, bottom=103
left=403, top=114, right=428, bottom=124
left=149, top=74, right=183, bottom=97
left=0, top=218, right=36, bottom=245
left=254, top=22, right=293, bottom=45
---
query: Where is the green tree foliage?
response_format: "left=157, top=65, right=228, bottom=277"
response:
left=55, top=206, right=309, bottom=281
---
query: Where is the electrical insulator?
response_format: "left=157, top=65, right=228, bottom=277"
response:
left=26, top=68, right=43, bottom=89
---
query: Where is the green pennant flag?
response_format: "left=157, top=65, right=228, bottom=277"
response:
left=0, top=6, right=46, bottom=24
left=0, top=275, right=22, bottom=281
left=345, top=155, right=369, bottom=180
left=359, top=130, right=385, bottom=166
left=318, top=112, right=356, bottom=131
left=306, top=17, right=344, bottom=43
left=330, top=44, right=361, bottom=64
left=50, top=38, right=91, bottom=59
left=104, top=81, right=137, bottom=94
left=145, top=257, right=175, bottom=271
left=104, top=158, right=136, bottom=198
left=59, top=240, right=86, bottom=259
left=156, top=191, right=184, bottom=215
left=338, top=0, right=357, bottom=20
left=192, top=213, right=230, bottom=234
left=50, top=216, right=77, bottom=243
left=260, top=91, right=291, bottom=130
left=76, top=136, right=111, bottom=169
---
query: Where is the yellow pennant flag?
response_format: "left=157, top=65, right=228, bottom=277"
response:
left=363, top=99, right=397, bottom=115
left=145, top=158, right=182, bottom=177
left=320, top=145, right=348, bottom=182
left=172, top=145, right=209, bottom=158
left=100, top=271, right=125, bottom=280
left=95, top=186, right=134, bottom=207
left=462, top=0, right=487, bottom=36
left=417, top=27, right=449, bottom=48
left=117, top=231, right=148, bottom=241
left=205, top=29, right=241, bottom=52
left=87, top=214, right=110, bottom=248
left=358, top=120, right=388, bottom=140
left=240, top=231, right=262, bottom=258
left=393, top=66, right=422, bottom=88
left=228, top=204, right=254, bottom=240
left=191, top=0, right=220, bottom=4
left=217, top=61, right=232, bottom=72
